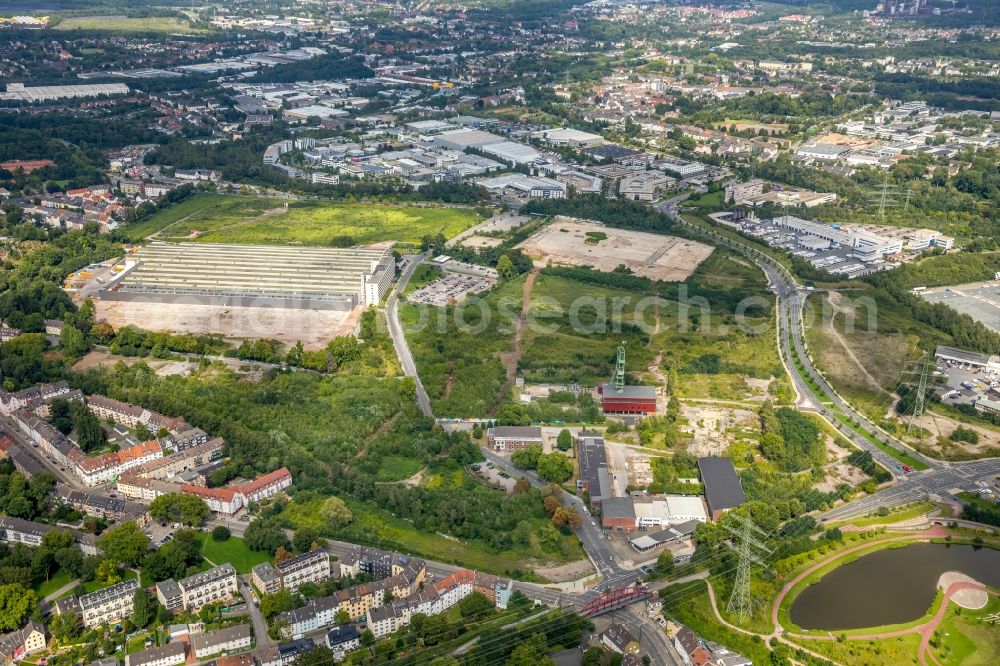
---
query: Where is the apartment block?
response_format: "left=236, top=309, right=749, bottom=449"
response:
left=251, top=562, right=281, bottom=595
left=275, top=549, right=330, bottom=592
left=77, top=579, right=140, bottom=628
left=124, top=641, right=186, bottom=666
left=180, top=563, right=238, bottom=610
left=190, top=624, right=252, bottom=659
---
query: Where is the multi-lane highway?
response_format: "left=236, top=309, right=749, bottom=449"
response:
left=661, top=201, right=1000, bottom=521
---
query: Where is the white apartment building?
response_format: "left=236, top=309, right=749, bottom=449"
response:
left=191, top=624, right=252, bottom=659
left=179, top=563, right=238, bottom=611
left=275, top=549, right=331, bottom=592
left=78, top=579, right=140, bottom=628
left=124, top=641, right=186, bottom=666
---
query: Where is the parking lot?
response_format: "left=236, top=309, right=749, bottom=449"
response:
left=470, top=461, right=515, bottom=492
left=408, top=272, right=495, bottom=306
left=919, top=282, right=1000, bottom=334
left=710, top=213, right=889, bottom=279
left=935, top=360, right=1000, bottom=409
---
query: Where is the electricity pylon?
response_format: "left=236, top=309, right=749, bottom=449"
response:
left=725, top=513, right=771, bottom=624
left=901, top=353, right=934, bottom=433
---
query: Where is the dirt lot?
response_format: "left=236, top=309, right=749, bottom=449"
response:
left=516, top=218, right=714, bottom=281
left=460, top=234, right=504, bottom=249
left=682, top=404, right=758, bottom=457
left=911, top=409, right=1000, bottom=455
left=94, top=299, right=360, bottom=350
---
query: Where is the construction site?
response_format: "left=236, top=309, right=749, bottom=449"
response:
left=516, top=218, right=713, bottom=281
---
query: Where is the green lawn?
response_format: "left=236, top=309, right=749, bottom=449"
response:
left=121, top=194, right=481, bottom=247
left=196, top=533, right=273, bottom=574
left=376, top=455, right=424, bottom=482
left=933, top=596, right=1000, bottom=666
left=34, top=569, right=75, bottom=598
left=53, top=15, right=212, bottom=34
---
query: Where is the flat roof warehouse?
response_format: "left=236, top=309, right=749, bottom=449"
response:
left=103, top=242, right=395, bottom=311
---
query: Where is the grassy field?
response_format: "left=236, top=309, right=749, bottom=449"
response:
left=122, top=194, right=481, bottom=246
left=196, top=533, right=272, bottom=574
left=788, top=634, right=923, bottom=666
left=281, top=495, right=584, bottom=578
left=34, top=569, right=75, bottom=599
left=932, top=596, right=1000, bottom=666
left=401, top=275, right=523, bottom=418
left=53, top=15, right=212, bottom=34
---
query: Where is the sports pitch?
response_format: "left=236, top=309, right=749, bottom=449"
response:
left=516, top=219, right=714, bottom=281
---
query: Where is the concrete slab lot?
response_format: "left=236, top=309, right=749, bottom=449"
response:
left=516, top=219, right=713, bottom=281
left=919, top=282, right=1000, bottom=333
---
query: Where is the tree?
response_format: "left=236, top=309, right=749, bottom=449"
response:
left=292, top=646, right=334, bottom=666
left=132, top=588, right=153, bottom=628
left=244, top=518, right=290, bottom=554
left=260, top=589, right=300, bottom=620
left=292, top=528, right=325, bottom=553
left=542, top=495, right=561, bottom=516
left=654, top=550, right=675, bottom=578
left=556, top=429, right=572, bottom=451
left=74, top=407, right=106, bottom=452
left=0, top=584, right=37, bottom=631
left=551, top=506, right=582, bottom=530
left=50, top=611, right=80, bottom=642
left=334, top=609, right=350, bottom=625
left=97, top=522, right=149, bottom=567
left=458, top=591, right=494, bottom=618
left=504, top=633, right=553, bottom=666
left=319, top=497, right=352, bottom=527
left=95, top=559, right=121, bottom=585
left=149, top=493, right=210, bottom=527
left=536, top=453, right=573, bottom=483
left=359, top=629, right=375, bottom=646
left=511, top=445, right=542, bottom=470
left=211, top=526, right=231, bottom=542
left=54, top=546, right=84, bottom=577
left=496, top=255, right=516, bottom=282
left=274, top=546, right=292, bottom=564
left=60, top=323, right=88, bottom=358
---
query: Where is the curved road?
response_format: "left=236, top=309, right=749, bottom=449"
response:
left=661, top=202, right=1000, bottom=521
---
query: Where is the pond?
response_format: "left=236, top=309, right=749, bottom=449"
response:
left=789, top=542, right=1000, bottom=630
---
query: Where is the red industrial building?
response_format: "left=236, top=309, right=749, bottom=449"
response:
left=599, top=383, right=657, bottom=415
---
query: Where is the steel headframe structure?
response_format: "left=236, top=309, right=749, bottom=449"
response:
left=613, top=343, right=626, bottom=392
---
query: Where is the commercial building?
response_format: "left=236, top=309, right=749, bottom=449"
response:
left=532, top=127, right=604, bottom=148
left=628, top=520, right=701, bottom=552
left=795, top=142, right=850, bottom=161
left=724, top=179, right=765, bottom=205
left=476, top=174, right=566, bottom=201
left=599, top=384, right=657, bottom=415
left=124, top=642, right=186, bottom=666
left=486, top=426, right=543, bottom=451
left=76, top=579, right=141, bottom=628
left=631, top=494, right=708, bottom=528
left=601, top=497, right=637, bottom=532
left=698, top=457, right=746, bottom=520
left=3, top=82, right=130, bottom=102
left=190, top=624, right=252, bottom=659
left=106, top=242, right=395, bottom=310
left=578, top=434, right=612, bottom=510
left=431, top=128, right=505, bottom=151
left=619, top=171, right=673, bottom=201
left=935, top=345, right=1000, bottom=371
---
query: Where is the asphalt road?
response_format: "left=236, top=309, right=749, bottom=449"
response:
left=386, top=253, right=434, bottom=418
left=661, top=202, right=1000, bottom=522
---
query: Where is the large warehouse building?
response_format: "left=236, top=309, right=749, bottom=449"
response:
left=103, top=242, right=395, bottom=310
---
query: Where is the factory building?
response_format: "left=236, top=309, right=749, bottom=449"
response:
left=103, top=242, right=395, bottom=310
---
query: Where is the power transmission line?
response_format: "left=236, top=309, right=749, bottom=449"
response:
left=724, top=512, right=772, bottom=624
